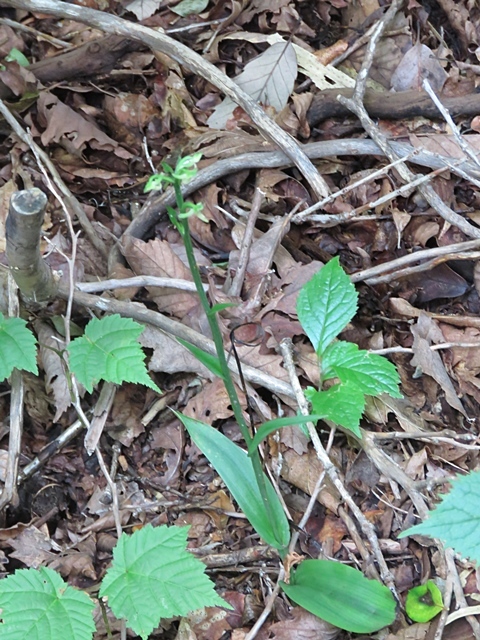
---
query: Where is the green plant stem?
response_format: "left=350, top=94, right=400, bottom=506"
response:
left=173, top=182, right=278, bottom=532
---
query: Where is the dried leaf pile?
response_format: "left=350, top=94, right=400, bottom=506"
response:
left=1, top=0, right=480, bottom=638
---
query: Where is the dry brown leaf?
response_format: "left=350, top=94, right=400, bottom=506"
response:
left=140, top=325, right=213, bottom=378
left=258, top=606, right=339, bottom=640
left=122, top=236, right=201, bottom=320
left=410, top=313, right=466, bottom=416
left=35, top=320, right=75, bottom=421
left=37, top=93, right=132, bottom=159
left=8, top=525, right=55, bottom=568
left=183, top=378, right=246, bottom=425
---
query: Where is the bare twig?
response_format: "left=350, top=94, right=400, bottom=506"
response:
left=76, top=276, right=206, bottom=293
left=229, top=187, right=264, bottom=297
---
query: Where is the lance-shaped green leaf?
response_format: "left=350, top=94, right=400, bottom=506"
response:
left=68, top=314, right=160, bottom=393
left=398, top=470, right=480, bottom=564
left=248, top=414, right=323, bottom=453
left=0, top=313, right=37, bottom=382
left=0, top=567, right=95, bottom=640
left=405, top=581, right=443, bottom=623
left=322, top=341, right=402, bottom=398
left=297, top=257, right=358, bottom=355
left=100, top=525, right=228, bottom=640
left=306, top=382, right=365, bottom=437
left=177, top=412, right=290, bottom=553
left=281, top=560, right=396, bottom=633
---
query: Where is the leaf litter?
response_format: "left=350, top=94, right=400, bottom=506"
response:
left=1, top=0, right=480, bottom=638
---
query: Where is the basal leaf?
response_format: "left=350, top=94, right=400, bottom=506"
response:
left=322, top=341, right=402, bottom=398
left=0, top=313, right=37, bottom=382
left=177, top=412, right=290, bottom=554
left=207, top=42, right=297, bottom=128
left=297, top=258, right=358, bottom=355
left=100, top=524, right=227, bottom=640
left=248, top=414, right=323, bottom=453
left=398, top=470, right=480, bottom=563
left=0, top=567, right=95, bottom=640
left=306, top=383, right=364, bottom=437
left=67, top=314, right=160, bottom=393
left=405, top=581, right=443, bottom=623
left=281, top=560, right=396, bottom=633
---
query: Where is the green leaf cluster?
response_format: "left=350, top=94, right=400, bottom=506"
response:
left=0, top=313, right=159, bottom=394
left=0, top=526, right=227, bottom=640
left=297, top=258, right=401, bottom=436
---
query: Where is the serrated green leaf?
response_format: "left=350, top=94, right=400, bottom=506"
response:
left=398, top=470, right=480, bottom=563
left=177, top=412, right=290, bottom=554
left=0, top=567, right=95, bottom=640
left=306, top=383, right=364, bottom=437
left=0, top=313, right=37, bottom=381
left=100, top=524, right=228, bottom=639
left=67, top=315, right=160, bottom=393
left=248, top=414, right=323, bottom=453
left=281, top=559, right=396, bottom=633
left=405, top=581, right=443, bottom=623
left=172, top=0, right=209, bottom=17
left=297, top=258, right=358, bottom=355
left=176, top=337, right=225, bottom=380
left=322, top=341, right=402, bottom=398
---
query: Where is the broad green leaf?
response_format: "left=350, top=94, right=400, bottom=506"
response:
left=405, top=581, right=443, bottom=623
left=100, top=524, right=227, bottom=640
left=306, top=383, right=364, bottom=437
left=0, top=567, right=95, bottom=640
left=281, top=560, right=396, bottom=633
left=297, top=258, right=358, bottom=355
left=176, top=337, right=225, bottom=380
left=248, top=414, right=323, bottom=453
left=398, top=470, right=480, bottom=563
left=0, top=313, right=37, bottom=381
left=322, top=341, right=402, bottom=398
left=177, top=412, right=290, bottom=553
left=67, top=314, right=160, bottom=393
left=172, top=0, right=209, bottom=16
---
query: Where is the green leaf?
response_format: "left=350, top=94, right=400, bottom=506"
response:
left=405, top=581, right=443, bottom=623
left=177, top=412, right=290, bottom=553
left=306, top=383, right=364, bottom=437
left=100, top=524, right=228, bottom=640
left=398, top=470, right=480, bottom=563
left=322, top=341, right=402, bottom=398
left=0, top=313, right=37, bottom=381
left=176, top=337, right=225, bottom=380
left=172, top=0, right=209, bottom=17
left=297, top=257, right=358, bottom=355
left=5, top=47, right=29, bottom=67
left=281, top=560, right=396, bottom=633
left=0, top=567, right=95, bottom=640
left=67, top=315, right=160, bottom=393
left=248, top=414, right=323, bottom=453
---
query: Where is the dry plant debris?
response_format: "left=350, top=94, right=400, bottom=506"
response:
left=0, top=0, right=480, bottom=639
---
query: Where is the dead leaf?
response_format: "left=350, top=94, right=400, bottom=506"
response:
left=207, top=42, right=298, bottom=128
left=410, top=313, right=467, bottom=416
left=37, top=93, right=133, bottom=160
left=8, top=525, right=55, bottom=568
left=259, top=606, right=339, bottom=640
left=391, top=42, right=447, bottom=92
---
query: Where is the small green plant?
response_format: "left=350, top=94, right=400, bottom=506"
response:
left=404, top=580, right=444, bottom=623
left=0, top=525, right=227, bottom=639
left=145, top=154, right=400, bottom=633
